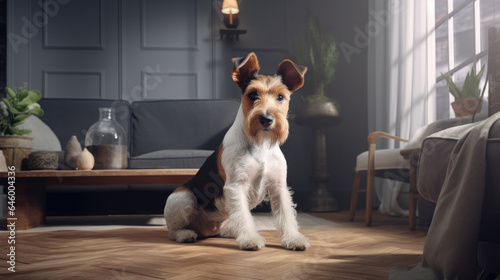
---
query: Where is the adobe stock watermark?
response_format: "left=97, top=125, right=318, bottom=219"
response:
left=6, top=166, right=17, bottom=273
left=8, top=0, right=71, bottom=54
left=339, top=2, right=401, bottom=63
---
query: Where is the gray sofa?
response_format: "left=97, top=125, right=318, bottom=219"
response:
left=36, top=98, right=240, bottom=214
left=39, top=98, right=240, bottom=169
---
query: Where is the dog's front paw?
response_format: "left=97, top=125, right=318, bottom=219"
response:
left=281, top=233, right=310, bottom=251
left=236, top=234, right=266, bottom=251
left=170, top=229, right=198, bottom=243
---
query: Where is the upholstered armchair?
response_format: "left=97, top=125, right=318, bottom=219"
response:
left=349, top=113, right=487, bottom=230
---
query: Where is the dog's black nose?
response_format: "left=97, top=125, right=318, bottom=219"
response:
left=259, top=114, right=274, bottom=128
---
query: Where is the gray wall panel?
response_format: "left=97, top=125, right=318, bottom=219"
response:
left=122, top=0, right=212, bottom=102
left=27, top=0, right=119, bottom=99
left=43, top=70, right=103, bottom=98
left=43, top=0, right=104, bottom=49
left=141, top=0, right=197, bottom=50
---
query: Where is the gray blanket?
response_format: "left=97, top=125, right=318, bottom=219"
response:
left=390, top=112, right=500, bottom=279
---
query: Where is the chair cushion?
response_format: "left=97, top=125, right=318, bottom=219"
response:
left=128, top=149, right=213, bottom=169
left=355, top=149, right=410, bottom=171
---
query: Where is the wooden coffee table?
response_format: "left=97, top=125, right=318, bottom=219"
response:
left=0, top=169, right=198, bottom=230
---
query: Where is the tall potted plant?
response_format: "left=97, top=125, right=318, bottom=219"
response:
left=292, top=13, right=340, bottom=127
left=442, top=65, right=485, bottom=117
left=291, top=13, right=340, bottom=212
left=0, top=84, right=44, bottom=169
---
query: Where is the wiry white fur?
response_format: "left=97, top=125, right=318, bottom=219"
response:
left=164, top=191, right=198, bottom=243
left=219, top=105, right=310, bottom=250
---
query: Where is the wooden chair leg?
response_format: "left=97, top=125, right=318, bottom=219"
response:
left=349, top=171, right=361, bottom=221
left=365, top=144, right=376, bottom=226
left=365, top=181, right=373, bottom=226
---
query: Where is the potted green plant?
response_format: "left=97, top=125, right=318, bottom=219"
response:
left=290, top=13, right=340, bottom=212
left=0, top=84, right=44, bottom=169
left=291, top=13, right=340, bottom=127
left=442, top=65, right=485, bottom=117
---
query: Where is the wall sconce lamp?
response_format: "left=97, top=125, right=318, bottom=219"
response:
left=222, top=0, right=239, bottom=28
left=220, top=0, right=246, bottom=40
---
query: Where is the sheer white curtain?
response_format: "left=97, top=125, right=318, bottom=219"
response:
left=367, top=0, right=436, bottom=215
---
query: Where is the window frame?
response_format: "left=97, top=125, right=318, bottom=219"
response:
left=435, top=0, right=487, bottom=83
left=433, top=0, right=495, bottom=119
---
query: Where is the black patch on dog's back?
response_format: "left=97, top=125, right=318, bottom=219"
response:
left=184, top=147, right=225, bottom=211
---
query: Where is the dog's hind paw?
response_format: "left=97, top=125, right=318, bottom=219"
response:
left=236, top=234, right=266, bottom=251
left=281, top=233, right=310, bottom=251
left=172, top=229, right=198, bottom=243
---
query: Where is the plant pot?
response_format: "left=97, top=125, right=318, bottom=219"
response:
left=294, top=101, right=341, bottom=212
left=0, top=135, right=34, bottom=170
left=451, top=97, right=482, bottom=117
left=295, top=101, right=341, bottom=128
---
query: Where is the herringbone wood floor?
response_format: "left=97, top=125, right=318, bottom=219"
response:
left=0, top=211, right=427, bottom=280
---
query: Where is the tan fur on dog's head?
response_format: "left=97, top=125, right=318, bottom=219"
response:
left=231, top=52, right=307, bottom=145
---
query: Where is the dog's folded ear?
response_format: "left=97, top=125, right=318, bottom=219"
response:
left=232, top=52, right=260, bottom=92
left=276, top=60, right=307, bottom=92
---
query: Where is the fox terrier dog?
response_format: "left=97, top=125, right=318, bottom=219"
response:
left=164, top=52, right=309, bottom=251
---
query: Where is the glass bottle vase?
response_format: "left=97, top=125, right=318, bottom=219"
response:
left=85, top=107, right=127, bottom=169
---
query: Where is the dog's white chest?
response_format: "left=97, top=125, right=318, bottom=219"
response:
left=248, top=145, right=285, bottom=178
left=222, top=141, right=286, bottom=208
left=251, top=146, right=286, bottom=205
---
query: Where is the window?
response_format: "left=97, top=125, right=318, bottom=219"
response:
left=434, top=0, right=500, bottom=119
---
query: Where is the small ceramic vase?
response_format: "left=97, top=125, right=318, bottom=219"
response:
left=64, top=135, right=82, bottom=169
left=76, top=148, right=94, bottom=170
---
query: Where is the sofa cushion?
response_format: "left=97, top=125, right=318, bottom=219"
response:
left=129, top=149, right=213, bottom=169
left=130, top=99, right=239, bottom=157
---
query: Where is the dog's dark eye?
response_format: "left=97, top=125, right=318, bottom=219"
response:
left=248, top=92, right=259, bottom=102
left=277, top=95, right=284, bottom=102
